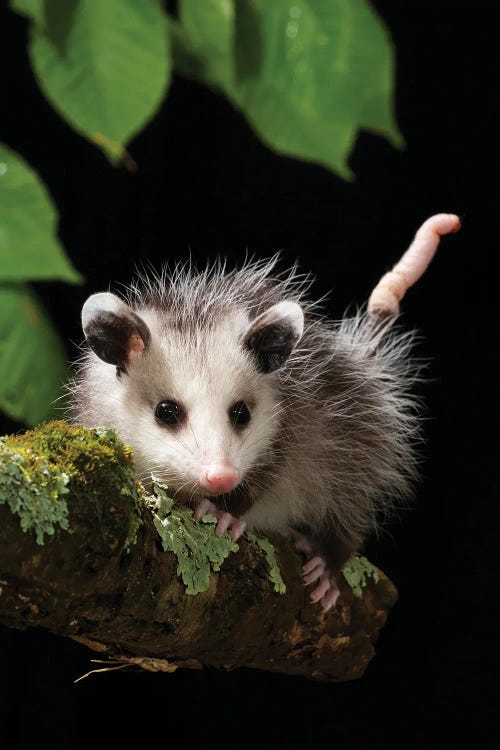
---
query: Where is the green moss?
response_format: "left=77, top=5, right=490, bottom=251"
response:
left=342, top=554, right=380, bottom=597
left=247, top=533, right=286, bottom=594
left=0, top=421, right=142, bottom=548
left=149, top=481, right=239, bottom=595
left=4, top=421, right=136, bottom=484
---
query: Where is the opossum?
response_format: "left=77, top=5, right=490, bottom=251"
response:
left=70, top=213, right=460, bottom=611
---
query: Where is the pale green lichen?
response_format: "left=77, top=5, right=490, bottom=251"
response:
left=342, top=554, right=380, bottom=597
left=149, top=481, right=239, bottom=595
left=247, top=532, right=286, bottom=594
left=0, top=440, right=70, bottom=545
left=149, top=482, right=287, bottom=596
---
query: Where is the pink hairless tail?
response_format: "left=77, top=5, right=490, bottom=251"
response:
left=368, top=213, right=461, bottom=316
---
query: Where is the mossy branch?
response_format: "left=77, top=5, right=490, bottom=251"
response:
left=0, top=421, right=397, bottom=682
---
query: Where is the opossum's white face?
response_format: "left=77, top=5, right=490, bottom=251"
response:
left=113, top=310, right=280, bottom=497
left=80, top=293, right=304, bottom=501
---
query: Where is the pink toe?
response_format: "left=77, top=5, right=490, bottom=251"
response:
left=321, top=584, right=340, bottom=612
left=216, top=512, right=232, bottom=537
left=229, top=519, right=246, bottom=541
left=310, top=572, right=331, bottom=603
left=303, top=564, right=325, bottom=586
left=194, top=499, right=211, bottom=521
left=303, top=556, right=324, bottom=575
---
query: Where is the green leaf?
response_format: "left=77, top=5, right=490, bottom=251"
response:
left=0, top=145, right=82, bottom=283
left=10, top=0, right=45, bottom=27
left=0, top=284, right=68, bottom=425
left=173, top=0, right=402, bottom=178
left=344, top=1, right=403, bottom=148
left=176, top=0, right=234, bottom=91
left=21, top=0, right=171, bottom=162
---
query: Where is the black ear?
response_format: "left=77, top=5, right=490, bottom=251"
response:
left=81, top=292, right=151, bottom=371
left=244, top=301, right=304, bottom=373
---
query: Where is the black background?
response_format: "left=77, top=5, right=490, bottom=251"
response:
left=0, top=2, right=498, bottom=748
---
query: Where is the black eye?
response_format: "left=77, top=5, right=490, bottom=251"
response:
left=230, top=401, right=251, bottom=428
left=155, top=400, right=183, bottom=427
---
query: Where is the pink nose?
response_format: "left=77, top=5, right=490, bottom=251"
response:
left=199, top=463, right=239, bottom=494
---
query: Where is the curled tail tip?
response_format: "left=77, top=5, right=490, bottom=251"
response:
left=367, top=212, right=461, bottom=317
left=449, top=214, right=462, bottom=234
left=420, top=212, right=462, bottom=236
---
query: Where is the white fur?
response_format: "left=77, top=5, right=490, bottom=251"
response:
left=81, top=292, right=128, bottom=333
left=247, top=300, right=304, bottom=342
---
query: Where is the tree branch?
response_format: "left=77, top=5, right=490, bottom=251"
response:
left=0, top=421, right=397, bottom=682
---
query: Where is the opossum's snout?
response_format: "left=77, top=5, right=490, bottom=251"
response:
left=198, top=461, right=240, bottom=495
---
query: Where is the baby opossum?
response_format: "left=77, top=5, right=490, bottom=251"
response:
left=70, top=213, right=460, bottom=611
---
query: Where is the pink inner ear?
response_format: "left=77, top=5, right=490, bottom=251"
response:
left=127, top=333, right=145, bottom=360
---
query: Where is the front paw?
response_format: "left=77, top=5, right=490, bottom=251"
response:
left=194, top=498, right=247, bottom=541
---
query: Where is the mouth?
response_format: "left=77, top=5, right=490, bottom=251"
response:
left=168, top=484, right=241, bottom=504
left=197, top=485, right=239, bottom=498
left=201, top=484, right=253, bottom=516
left=147, top=476, right=232, bottom=501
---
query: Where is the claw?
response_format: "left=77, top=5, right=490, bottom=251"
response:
left=229, top=519, right=247, bottom=541
left=303, top=555, right=324, bottom=575
left=216, top=512, right=233, bottom=537
left=194, top=498, right=213, bottom=521
left=303, top=564, right=325, bottom=586
left=321, top=583, right=340, bottom=612
left=310, top=572, right=331, bottom=603
left=194, top=499, right=245, bottom=541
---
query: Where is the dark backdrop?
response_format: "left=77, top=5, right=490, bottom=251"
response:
left=0, top=2, right=497, bottom=748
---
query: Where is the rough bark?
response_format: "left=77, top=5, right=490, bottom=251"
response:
left=0, top=421, right=397, bottom=682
